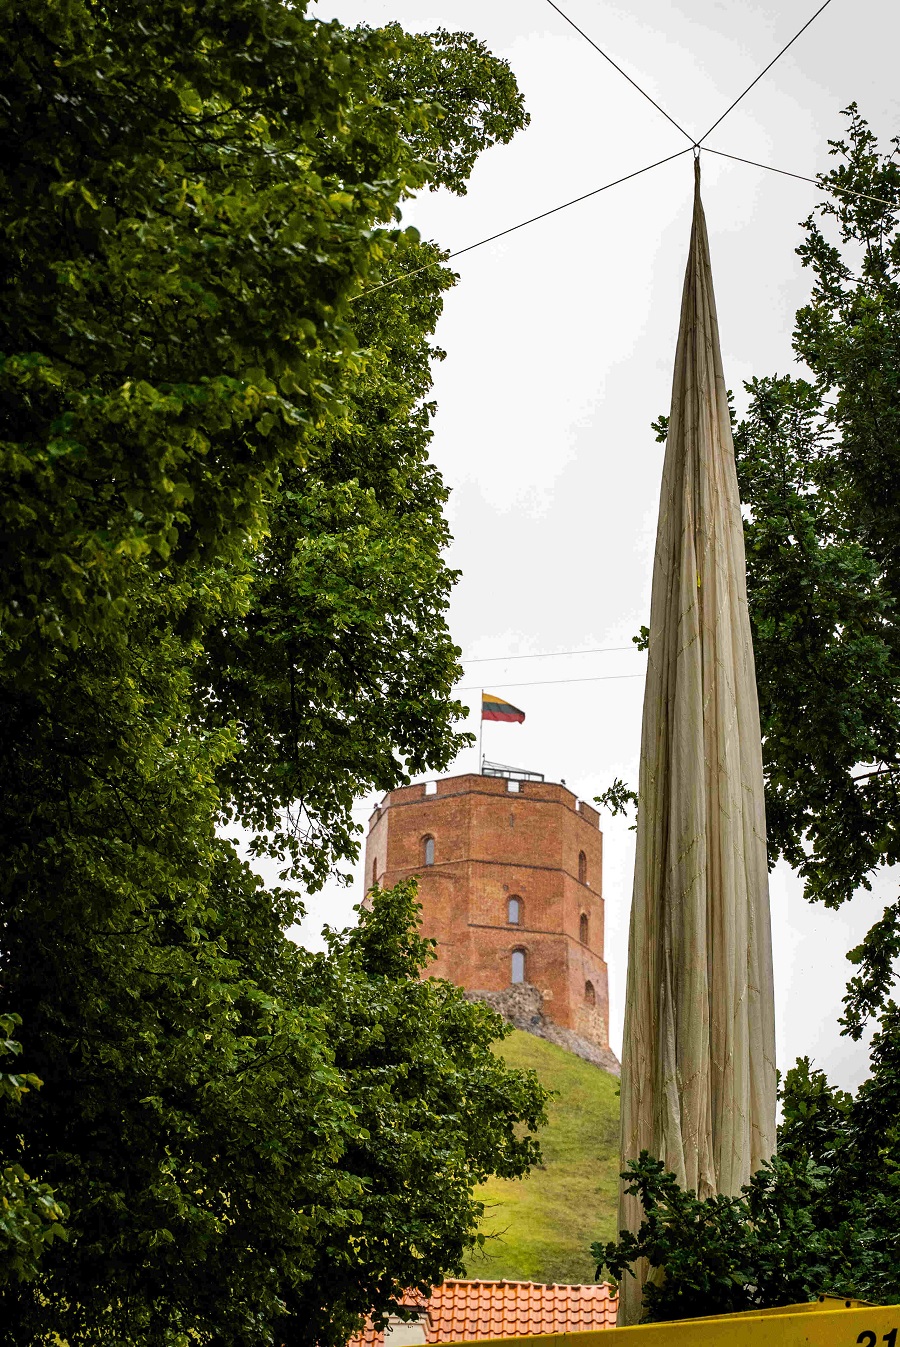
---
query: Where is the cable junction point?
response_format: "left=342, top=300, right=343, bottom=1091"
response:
left=354, top=0, right=877, bottom=301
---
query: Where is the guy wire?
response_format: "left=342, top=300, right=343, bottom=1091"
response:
left=457, top=672, right=645, bottom=692
left=543, top=0, right=694, bottom=145
left=352, top=1, right=860, bottom=300
left=698, top=0, right=834, bottom=143
left=352, top=147, right=692, bottom=300
left=465, top=644, right=641, bottom=665
left=703, top=146, right=896, bottom=210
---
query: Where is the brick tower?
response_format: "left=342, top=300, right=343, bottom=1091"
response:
left=364, top=771, right=611, bottom=1054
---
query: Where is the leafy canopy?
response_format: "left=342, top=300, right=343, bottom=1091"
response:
left=595, top=1016, right=900, bottom=1318
left=0, top=2, right=545, bottom=1343
left=0, top=1017, right=67, bottom=1290
left=734, top=106, right=900, bottom=1037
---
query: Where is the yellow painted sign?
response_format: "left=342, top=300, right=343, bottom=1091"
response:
left=443, top=1300, right=899, bottom=1347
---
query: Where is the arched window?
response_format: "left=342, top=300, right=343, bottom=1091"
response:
left=578, top=851, right=587, bottom=884
left=511, top=949, right=526, bottom=984
left=371, top=858, right=378, bottom=889
left=423, top=835, right=435, bottom=867
left=579, top=912, right=589, bottom=944
left=584, top=980, right=596, bottom=1007
left=507, top=896, right=521, bottom=925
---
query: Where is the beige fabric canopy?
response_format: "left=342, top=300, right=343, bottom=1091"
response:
left=617, top=162, right=777, bottom=1327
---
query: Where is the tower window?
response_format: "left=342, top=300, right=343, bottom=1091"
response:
left=508, top=896, right=521, bottom=925
left=579, top=912, right=589, bottom=944
left=371, top=858, right=378, bottom=889
left=423, top=835, right=435, bottom=867
left=585, top=980, right=596, bottom=1007
left=578, top=851, right=587, bottom=884
left=511, top=949, right=526, bottom=984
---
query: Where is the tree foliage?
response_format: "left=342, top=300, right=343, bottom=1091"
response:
left=0, top=1, right=545, bottom=1341
left=596, top=1010, right=900, bottom=1318
left=594, top=778, right=638, bottom=825
left=2, top=0, right=530, bottom=883
left=734, top=106, right=900, bottom=1036
left=0, top=1017, right=67, bottom=1289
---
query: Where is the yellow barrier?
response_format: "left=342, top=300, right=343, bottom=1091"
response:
left=443, top=1299, right=899, bottom=1347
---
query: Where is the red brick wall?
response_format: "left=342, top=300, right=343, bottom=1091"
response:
left=364, top=774, right=610, bottom=1049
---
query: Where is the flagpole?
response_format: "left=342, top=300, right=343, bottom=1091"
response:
left=478, top=688, right=483, bottom=773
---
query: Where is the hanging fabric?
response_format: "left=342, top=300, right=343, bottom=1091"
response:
left=616, top=159, right=777, bottom=1327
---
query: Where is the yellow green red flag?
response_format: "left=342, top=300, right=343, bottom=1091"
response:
left=481, top=692, right=525, bottom=724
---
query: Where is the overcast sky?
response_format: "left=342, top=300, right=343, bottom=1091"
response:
left=280, top=0, right=900, bottom=1093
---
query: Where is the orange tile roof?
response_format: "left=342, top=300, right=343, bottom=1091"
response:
left=348, top=1279, right=617, bottom=1345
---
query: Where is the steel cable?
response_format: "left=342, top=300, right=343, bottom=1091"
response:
left=352, top=147, right=692, bottom=301
left=542, top=0, right=694, bottom=144
left=698, top=0, right=834, bottom=143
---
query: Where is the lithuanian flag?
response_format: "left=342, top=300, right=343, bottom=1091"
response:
left=482, top=692, right=525, bottom=724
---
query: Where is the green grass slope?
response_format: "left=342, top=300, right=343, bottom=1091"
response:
left=465, top=1029, right=621, bottom=1286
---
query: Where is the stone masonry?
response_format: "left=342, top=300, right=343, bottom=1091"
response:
left=364, top=772, right=618, bottom=1069
left=468, top=984, right=620, bottom=1075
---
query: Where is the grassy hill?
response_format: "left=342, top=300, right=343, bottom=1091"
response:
left=465, top=1030, right=621, bottom=1285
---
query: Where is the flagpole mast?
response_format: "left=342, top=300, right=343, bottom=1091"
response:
left=478, top=688, right=483, bottom=773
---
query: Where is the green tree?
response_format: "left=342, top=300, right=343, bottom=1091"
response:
left=595, top=1018, right=900, bottom=1317
left=300, top=883, right=547, bottom=1346
left=0, top=2, right=544, bottom=1342
left=203, top=252, right=474, bottom=888
left=4, top=869, right=546, bottom=1344
left=734, top=106, right=900, bottom=1037
left=1, top=0, right=526, bottom=878
left=0, top=1016, right=67, bottom=1288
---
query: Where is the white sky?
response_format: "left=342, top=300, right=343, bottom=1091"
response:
left=282, top=0, right=900, bottom=1093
